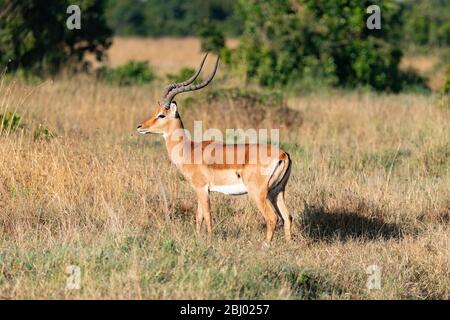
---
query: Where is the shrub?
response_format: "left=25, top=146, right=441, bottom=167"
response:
left=0, top=112, right=24, bottom=134
left=183, top=87, right=303, bottom=130
left=98, top=61, right=155, bottom=86
left=444, top=65, right=450, bottom=94
left=33, top=124, right=56, bottom=142
left=440, top=64, right=450, bottom=109
left=398, top=69, right=430, bottom=94
left=205, top=87, right=284, bottom=107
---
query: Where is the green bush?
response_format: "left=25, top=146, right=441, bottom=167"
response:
left=398, top=69, right=430, bottom=94
left=166, top=67, right=203, bottom=85
left=0, top=112, right=24, bottom=133
left=440, top=65, right=450, bottom=109
left=444, top=65, right=450, bottom=94
left=98, top=61, right=155, bottom=86
left=232, top=0, right=424, bottom=92
left=33, top=124, right=56, bottom=142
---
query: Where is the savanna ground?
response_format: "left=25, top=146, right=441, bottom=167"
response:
left=0, top=38, right=449, bottom=299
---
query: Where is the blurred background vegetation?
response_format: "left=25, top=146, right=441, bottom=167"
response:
left=0, top=0, right=449, bottom=94
left=106, top=0, right=242, bottom=37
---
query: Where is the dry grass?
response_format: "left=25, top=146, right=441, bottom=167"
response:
left=0, top=40, right=449, bottom=299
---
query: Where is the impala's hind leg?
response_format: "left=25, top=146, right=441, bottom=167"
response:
left=275, top=191, right=291, bottom=241
left=248, top=188, right=278, bottom=244
left=268, top=155, right=292, bottom=242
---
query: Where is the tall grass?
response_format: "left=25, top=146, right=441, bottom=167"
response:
left=0, top=45, right=449, bottom=299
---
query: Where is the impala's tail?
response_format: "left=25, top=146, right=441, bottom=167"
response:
left=268, top=151, right=292, bottom=194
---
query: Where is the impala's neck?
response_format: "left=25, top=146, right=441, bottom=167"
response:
left=163, top=116, right=191, bottom=165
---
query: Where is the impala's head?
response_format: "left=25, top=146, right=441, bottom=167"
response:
left=137, top=53, right=219, bottom=136
left=136, top=101, right=179, bottom=135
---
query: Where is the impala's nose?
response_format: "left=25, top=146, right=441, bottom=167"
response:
left=137, top=125, right=142, bottom=129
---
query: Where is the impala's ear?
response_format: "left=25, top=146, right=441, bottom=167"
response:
left=170, top=101, right=178, bottom=117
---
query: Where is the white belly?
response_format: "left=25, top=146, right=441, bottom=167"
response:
left=209, top=182, right=248, bottom=195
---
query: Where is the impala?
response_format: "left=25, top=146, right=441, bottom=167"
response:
left=137, top=53, right=292, bottom=244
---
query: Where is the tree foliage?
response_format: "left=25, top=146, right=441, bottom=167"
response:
left=105, top=0, right=242, bottom=37
left=0, top=0, right=112, bottom=75
left=198, top=21, right=225, bottom=53
left=402, top=0, right=450, bottom=48
left=232, top=0, right=425, bottom=92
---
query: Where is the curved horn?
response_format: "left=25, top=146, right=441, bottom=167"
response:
left=162, top=53, right=209, bottom=99
left=162, top=56, right=219, bottom=108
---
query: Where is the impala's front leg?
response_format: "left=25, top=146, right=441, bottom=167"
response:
left=196, top=187, right=211, bottom=240
left=196, top=196, right=204, bottom=235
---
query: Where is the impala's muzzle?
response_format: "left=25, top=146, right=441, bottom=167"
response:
left=137, top=125, right=152, bottom=134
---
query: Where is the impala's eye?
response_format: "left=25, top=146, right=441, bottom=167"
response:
left=157, top=114, right=166, bottom=119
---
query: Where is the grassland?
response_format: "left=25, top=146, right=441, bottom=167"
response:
left=0, top=38, right=449, bottom=299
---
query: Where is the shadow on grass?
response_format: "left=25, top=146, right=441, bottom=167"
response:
left=300, top=202, right=407, bottom=242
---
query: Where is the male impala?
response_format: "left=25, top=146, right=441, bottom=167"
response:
left=137, top=54, right=292, bottom=244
